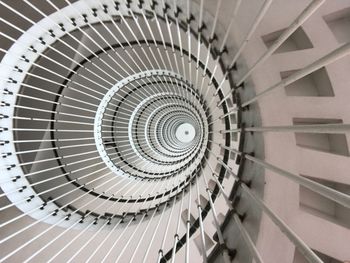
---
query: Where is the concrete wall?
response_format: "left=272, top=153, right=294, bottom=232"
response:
left=229, top=0, right=350, bottom=262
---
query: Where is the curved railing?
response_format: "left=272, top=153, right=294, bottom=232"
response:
left=0, top=0, right=350, bottom=262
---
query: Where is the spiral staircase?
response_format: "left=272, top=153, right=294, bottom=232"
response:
left=0, top=0, right=350, bottom=262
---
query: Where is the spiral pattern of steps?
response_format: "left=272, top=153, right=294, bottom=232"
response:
left=1, top=0, right=350, bottom=263
left=0, top=0, right=239, bottom=262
